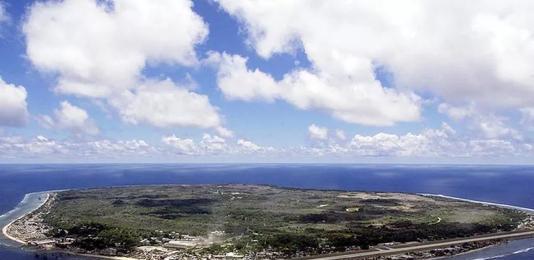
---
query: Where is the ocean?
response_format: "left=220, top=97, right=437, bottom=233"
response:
left=0, top=164, right=533, bottom=259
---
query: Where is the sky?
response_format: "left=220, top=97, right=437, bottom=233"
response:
left=1, top=0, right=534, bottom=163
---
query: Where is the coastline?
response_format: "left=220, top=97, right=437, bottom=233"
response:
left=429, top=243, right=500, bottom=259
left=0, top=192, right=50, bottom=245
left=418, top=193, right=534, bottom=213
left=0, top=191, right=51, bottom=246
left=1, top=190, right=139, bottom=260
left=3, top=190, right=534, bottom=260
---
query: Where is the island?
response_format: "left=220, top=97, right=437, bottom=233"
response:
left=4, top=184, right=534, bottom=259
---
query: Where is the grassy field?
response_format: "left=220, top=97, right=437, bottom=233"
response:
left=42, top=184, right=526, bottom=256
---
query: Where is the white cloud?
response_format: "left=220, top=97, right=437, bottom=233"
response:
left=162, top=135, right=197, bottom=155
left=161, top=134, right=215, bottom=155
left=0, top=2, right=7, bottom=24
left=344, top=122, right=525, bottom=158
left=1, top=134, right=278, bottom=160
left=216, top=0, right=534, bottom=117
left=335, top=129, right=346, bottom=141
left=308, top=124, right=328, bottom=140
left=0, top=135, right=155, bottom=160
left=24, top=0, right=228, bottom=132
left=211, top=52, right=420, bottom=126
left=347, top=123, right=461, bottom=157
left=29, top=136, right=68, bottom=154
left=208, top=53, right=280, bottom=102
left=41, top=101, right=99, bottom=136
left=84, top=139, right=154, bottom=156
left=235, top=139, right=277, bottom=155
left=200, top=134, right=227, bottom=154
left=475, top=115, right=520, bottom=140
left=169, top=122, right=530, bottom=160
left=438, top=103, right=520, bottom=139
left=24, top=0, right=207, bottom=98
left=215, top=126, right=234, bottom=138
left=161, top=133, right=228, bottom=155
left=110, top=79, right=221, bottom=129
left=237, top=139, right=261, bottom=152
left=438, top=103, right=475, bottom=121
left=161, top=134, right=275, bottom=156
left=0, top=128, right=531, bottom=161
left=0, top=135, right=66, bottom=156
left=520, top=107, right=534, bottom=127
left=469, top=139, right=516, bottom=157
left=0, top=77, right=29, bottom=127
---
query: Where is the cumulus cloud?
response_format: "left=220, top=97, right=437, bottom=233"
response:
left=161, top=134, right=228, bottom=155
left=11, top=0, right=534, bottom=162
left=85, top=139, right=154, bottom=156
left=162, top=135, right=197, bottom=155
left=438, top=103, right=475, bottom=121
left=349, top=123, right=458, bottom=157
left=300, top=122, right=528, bottom=159
left=346, top=130, right=527, bottom=158
left=236, top=139, right=275, bottom=154
left=162, top=125, right=534, bottom=160
left=0, top=78, right=29, bottom=127
left=308, top=124, right=328, bottom=140
left=207, top=53, right=280, bottom=102
left=236, top=139, right=262, bottom=152
left=476, top=116, right=521, bottom=140
left=216, top=0, right=534, bottom=118
left=24, top=0, right=207, bottom=98
left=161, top=134, right=274, bottom=156
left=199, top=134, right=227, bottom=154
left=110, top=79, right=221, bottom=129
left=215, top=127, right=234, bottom=138
left=24, top=0, right=228, bottom=132
left=0, top=135, right=155, bottom=160
left=468, top=139, right=516, bottom=157
left=438, top=103, right=520, bottom=139
left=1, top=127, right=531, bottom=161
left=210, top=52, right=420, bottom=126
left=0, top=135, right=66, bottom=156
left=40, top=101, right=99, bottom=136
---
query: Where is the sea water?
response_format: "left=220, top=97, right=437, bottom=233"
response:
left=0, top=164, right=533, bottom=259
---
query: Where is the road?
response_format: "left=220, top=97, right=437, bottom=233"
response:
left=304, top=230, right=534, bottom=260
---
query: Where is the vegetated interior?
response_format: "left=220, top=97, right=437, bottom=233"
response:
left=43, top=185, right=525, bottom=256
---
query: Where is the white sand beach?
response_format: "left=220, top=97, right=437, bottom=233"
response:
left=0, top=192, right=51, bottom=246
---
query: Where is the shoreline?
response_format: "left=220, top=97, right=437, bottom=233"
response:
left=2, top=189, right=534, bottom=260
left=1, top=192, right=51, bottom=245
left=418, top=193, right=534, bottom=213
left=429, top=242, right=501, bottom=259
left=1, top=190, right=138, bottom=260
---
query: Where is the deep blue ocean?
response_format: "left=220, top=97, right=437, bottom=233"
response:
left=1, top=164, right=534, bottom=259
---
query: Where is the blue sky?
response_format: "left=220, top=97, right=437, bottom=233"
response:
left=0, top=0, right=533, bottom=163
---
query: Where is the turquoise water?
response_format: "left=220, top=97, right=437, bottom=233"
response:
left=0, top=164, right=533, bottom=259
left=0, top=192, right=49, bottom=247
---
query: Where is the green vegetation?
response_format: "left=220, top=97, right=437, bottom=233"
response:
left=47, top=222, right=141, bottom=252
left=42, top=185, right=526, bottom=257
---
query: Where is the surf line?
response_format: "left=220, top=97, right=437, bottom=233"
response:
left=418, top=193, right=534, bottom=213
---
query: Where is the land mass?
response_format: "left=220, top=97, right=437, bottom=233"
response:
left=5, top=184, right=534, bottom=259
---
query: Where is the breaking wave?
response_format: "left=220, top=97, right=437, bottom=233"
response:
left=472, top=246, right=534, bottom=260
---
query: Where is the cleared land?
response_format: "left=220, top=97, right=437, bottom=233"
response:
left=11, top=185, right=531, bottom=259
